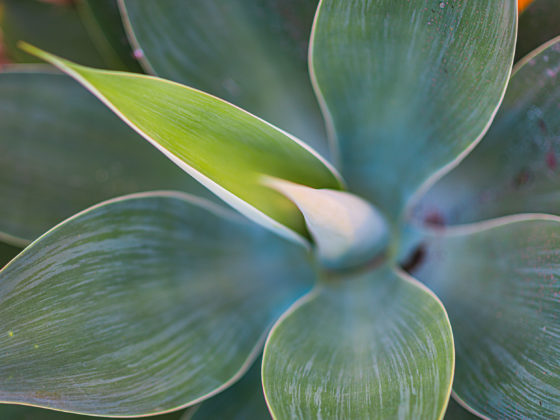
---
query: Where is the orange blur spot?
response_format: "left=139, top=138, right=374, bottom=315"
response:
left=519, top=0, right=536, bottom=13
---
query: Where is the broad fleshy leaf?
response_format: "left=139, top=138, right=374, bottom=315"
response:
left=262, top=266, right=454, bottom=419
left=76, top=0, right=143, bottom=72
left=0, top=403, right=189, bottom=420
left=191, top=357, right=270, bottom=420
left=0, top=0, right=105, bottom=66
left=119, top=0, right=329, bottom=155
left=0, top=69, right=208, bottom=243
left=414, top=37, right=560, bottom=226
left=310, top=0, right=517, bottom=219
left=0, top=192, right=314, bottom=416
left=22, top=45, right=343, bottom=244
left=516, top=0, right=560, bottom=62
left=413, top=216, right=560, bottom=418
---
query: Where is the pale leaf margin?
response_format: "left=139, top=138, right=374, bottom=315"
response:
left=261, top=266, right=455, bottom=420
left=18, top=42, right=344, bottom=248
left=0, top=189, right=283, bottom=417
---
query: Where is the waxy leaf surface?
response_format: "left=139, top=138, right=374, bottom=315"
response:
left=262, top=266, right=454, bottom=419
left=310, top=0, right=517, bottom=219
left=191, top=357, right=270, bottom=420
left=0, top=192, right=314, bottom=416
left=414, top=217, right=560, bottom=419
left=119, top=0, right=329, bottom=155
left=0, top=0, right=105, bottom=66
left=415, top=38, right=560, bottom=226
left=516, top=0, right=560, bottom=62
left=23, top=45, right=342, bottom=243
left=0, top=70, right=207, bottom=243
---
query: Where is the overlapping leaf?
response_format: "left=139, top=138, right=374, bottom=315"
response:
left=119, top=0, right=329, bottom=155
left=262, top=266, right=454, bottom=419
left=415, top=37, right=560, bottom=226
left=0, top=192, right=314, bottom=416
left=310, top=0, right=517, bottom=219
left=22, top=45, right=342, bottom=243
left=414, top=217, right=560, bottom=419
left=0, top=69, right=208, bottom=243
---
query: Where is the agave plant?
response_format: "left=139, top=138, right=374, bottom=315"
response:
left=0, top=0, right=559, bottom=419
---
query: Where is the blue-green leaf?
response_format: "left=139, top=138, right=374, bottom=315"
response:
left=0, top=69, right=208, bottom=243
left=414, top=216, right=560, bottom=418
left=21, top=45, right=343, bottom=244
left=415, top=37, right=560, bottom=226
left=0, top=192, right=314, bottom=416
left=310, top=0, right=517, bottom=220
left=262, top=266, right=454, bottom=419
left=119, top=0, right=329, bottom=156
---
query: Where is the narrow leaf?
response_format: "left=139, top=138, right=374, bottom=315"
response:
left=310, top=0, right=517, bottom=219
left=262, top=266, right=454, bottom=419
left=415, top=37, right=560, bottom=226
left=21, top=44, right=343, bottom=243
left=119, top=0, right=329, bottom=156
left=414, top=216, right=560, bottom=418
left=0, top=69, right=208, bottom=243
left=0, top=192, right=314, bottom=416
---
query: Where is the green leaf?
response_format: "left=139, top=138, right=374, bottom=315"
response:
left=516, top=0, right=560, bottom=62
left=21, top=44, right=343, bottom=243
left=191, top=357, right=271, bottom=420
left=119, top=0, right=329, bottom=156
left=413, top=216, right=560, bottom=418
left=0, top=192, right=314, bottom=416
left=0, top=403, right=189, bottom=420
left=414, top=37, right=560, bottom=226
left=310, top=0, right=517, bottom=220
left=75, top=0, right=143, bottom=72
left=0, top=69, right=208, bottom=243
left=262, top=266, right=454, bottom=419
left=0, top=0, right=105, bottom=67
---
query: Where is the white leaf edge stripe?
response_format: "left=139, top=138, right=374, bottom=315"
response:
left=308, top=0, right=518, bottom=220
left=0, top=189, right=283, bottom=416
left=261, top=266, right=455, bottom=420
left=20, top=43, right=345, bottom=248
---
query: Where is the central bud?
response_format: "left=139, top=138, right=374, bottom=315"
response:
left=266, top=178, right=390, bottom=271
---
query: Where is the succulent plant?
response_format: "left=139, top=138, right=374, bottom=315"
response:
left=0, top=0, right=559, bottom=419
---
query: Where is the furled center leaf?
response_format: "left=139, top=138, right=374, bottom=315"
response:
left=20, top=44, right=343, bottom=245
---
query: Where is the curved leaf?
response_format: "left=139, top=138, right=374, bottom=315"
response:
left=0, top=0, right=105, bottom=66
left=0, top=403, right=189, bottom=420
left=0, top=192, right=314, bottom=416
left=310, top=0, right=517, bottom=219
left=414, top=37, right=560, bottom=226
left=191, top=357, right=271, bottom=420
left=119, top=0, right=329, bottom=155
left=0, top=69, right=208, bottom=243
left=22, top=45, right=343, bottom=244
left=76, top=0, right=143, bottom=72
left=262, top=266, right=454, bottom=419
left=516, top=0, right=560, bottom=62
left=413, top=216, right=560, bottom=419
